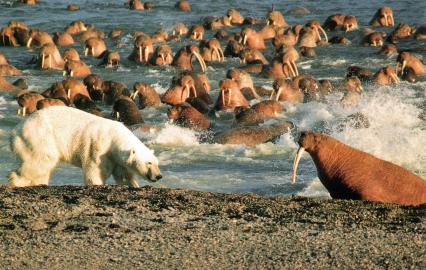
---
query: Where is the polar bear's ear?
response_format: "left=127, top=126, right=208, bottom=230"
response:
left=127, top=149, right=136, bottom=164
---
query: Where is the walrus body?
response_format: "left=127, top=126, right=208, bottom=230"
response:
left=292, top=132, right=426, bottom=206
left=214, top=122, right=294, bottom=146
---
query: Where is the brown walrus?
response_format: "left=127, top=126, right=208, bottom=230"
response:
left=214, top=121, right=294, bottom=146
left=292, top=132, right=426, bottom=206
left=36, top=98, right=66, bottom=110
left=17, top=92, right=44, bottom=116
left=130, top=82, right=161, bottom=109
left=112, top=96, right=144, bottom=126
left=167, top=103, right=211, bottom=132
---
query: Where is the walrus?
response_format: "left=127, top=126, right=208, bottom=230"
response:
left=214, top=122, right=294, bottom=146
left=292, top=132, right=426, bottom=206
left=36, top=98, right=66, bottom=110
left=167, top=103, right=211, bottom=132
left=17, top=92, right=44, bottom=116
left=73, top=94, right=103, bottom=116
left=233, top=106, right=264, bottom=127
left=131, top=82, right=161, bottom=109
left=112, top=97, right=144, bottom=126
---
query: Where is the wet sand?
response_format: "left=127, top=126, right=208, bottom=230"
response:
left=0, top=186, right=425, bottom=269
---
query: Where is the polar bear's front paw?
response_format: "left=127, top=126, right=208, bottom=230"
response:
left=8, top=171, right=31, bottom=187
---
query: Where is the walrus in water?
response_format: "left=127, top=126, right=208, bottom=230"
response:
left=214, top=122, right=294, bottom=146
left=167, top=103, right=211, bottom=132
left=292, top=132, right=426, bottom=206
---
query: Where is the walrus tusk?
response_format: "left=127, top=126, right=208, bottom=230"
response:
left=143, top=47, right=149, bottom=62
left=181, top=85, right=189, bottom=101
left=63, top=70, right=67, bottom=76
left=48, top=54, right=52, bottom=69
left=269, top=89, right=275, bottom=100
left=213, top=48, right=221, bottom=62
left=26, top=37, right=32, bottom=48
left=67, top=89, right=71, bottom=99
left=139, top=46, right=142, bottom=62
left=91, top=47, right=95, bottom=57
left=401, top=60, right=407, bottom=75
left=190, top=85, right=197, bottom=98
left=218, top=47, right=225, bottom=62
left=315, top=28, right=322, bottom=41
left=275, top=87, right=283, bottom=101
left=41, top=53, right=45, bottom=69
left=221, top=89, right=226, bottom=107
left=319, top=26, right=328, bottom=43
left=17, top=107, right=22, bottom=116
left=390, top=73, right=400, bottom=83
left=292, top=61, right=299, bottom=76
left=242, top=34, right=247, bottom=45
left=172, top=30, right=176, bottom=36
left=190, top=51, right=206, bottom=72
left=22, top=107, right=26, bottom=117
left=70, top=70, right=74, bottom=77
left=390, top=14, right=395, bottom=26
left=84, top=47, right=89, bottom=56
left=292, top=147, right=305, bottom=184
left=130, top=91, right=138, bottom=100
left=114, top=111, right=120, bottom=120
left=285, top=61, right=296, bottom=78
left=227, top=88, right=232, bottom=105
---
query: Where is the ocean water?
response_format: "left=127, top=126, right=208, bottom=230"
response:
left=0, top=0, right=425, bottom=197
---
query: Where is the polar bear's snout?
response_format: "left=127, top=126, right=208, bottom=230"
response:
left=146, top=162, right=163, bottom=182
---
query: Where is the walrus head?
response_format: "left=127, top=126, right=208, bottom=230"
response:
left=292, top=131, right=324, bottom=183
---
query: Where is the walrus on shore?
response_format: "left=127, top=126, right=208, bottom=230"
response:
left=292, top=132, right=426, bottom=206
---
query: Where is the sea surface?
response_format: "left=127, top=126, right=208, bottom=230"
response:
left=0, top=0, right=425, bottom=197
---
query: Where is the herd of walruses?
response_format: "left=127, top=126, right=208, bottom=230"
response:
left=1, top=0, right=425, bottom=205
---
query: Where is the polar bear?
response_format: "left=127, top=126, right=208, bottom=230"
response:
left=8, top=106, right=162, bottom=187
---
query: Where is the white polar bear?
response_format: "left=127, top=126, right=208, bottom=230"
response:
left=8, top=106, right=162, bottom=187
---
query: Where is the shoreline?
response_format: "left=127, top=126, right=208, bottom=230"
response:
left=0, top=185, right=425, bottom=269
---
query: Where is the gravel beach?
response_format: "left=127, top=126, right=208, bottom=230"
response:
left=0, top=186, right=425, bottom=269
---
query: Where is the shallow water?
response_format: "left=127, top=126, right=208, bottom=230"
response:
left=0, top=0, right=425, bottom=197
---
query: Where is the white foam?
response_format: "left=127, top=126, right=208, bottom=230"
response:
left=152, top=82, right=169, bottom=94
left=152, top=123, right=199, bottom=146
left=331, top=85, right=426, bottom=173
left=297, top=177, right=330, bottom=198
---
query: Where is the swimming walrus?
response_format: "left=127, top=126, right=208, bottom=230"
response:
left=214, top=121, right=294, bottom=146
left=292, top=132, right=426, bottom=206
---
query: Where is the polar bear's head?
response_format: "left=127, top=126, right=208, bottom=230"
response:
left=126, top=146, right=162, bottom=182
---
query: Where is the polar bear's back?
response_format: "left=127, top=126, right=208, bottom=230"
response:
left=12, top=106, right=135, bottom=162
